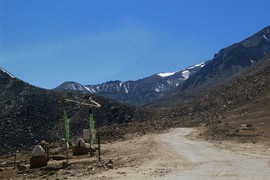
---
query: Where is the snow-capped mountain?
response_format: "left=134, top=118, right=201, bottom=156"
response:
left=56, top=62, right=207, bottom=105
left=151, top=26, right=270, bottom=107
left=57, top=26, right=270, bottom=106
left=180, top=26, right=270, bottom=92
left=56, top=81, right=90, bottom=92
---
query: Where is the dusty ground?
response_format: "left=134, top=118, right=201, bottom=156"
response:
left=88, top=128, right=270, bottom=180
left=1, top=128, right=269, bottom=180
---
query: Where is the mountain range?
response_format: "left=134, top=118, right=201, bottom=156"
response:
left=56, top=26, right=270, bottom=106
left=56, top=62, right=208, bottom=105
left=1, top=25, right=270, bottom=155
left=150, top=26, right=270, bottom=107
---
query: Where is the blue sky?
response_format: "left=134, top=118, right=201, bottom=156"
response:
left=1, top=0, right=270, bottom=89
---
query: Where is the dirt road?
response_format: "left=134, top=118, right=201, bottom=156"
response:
left=4, top=128, right=269, bottom=179
left=162, top=128, right=270, bottom=179
left=89, top=128, right=270, bottom=180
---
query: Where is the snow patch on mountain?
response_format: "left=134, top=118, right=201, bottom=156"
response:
left=187, top=62, right=206, bottom=69
left=84, top=86, right=93, bottom=92
left=157, top=72, right=176, bottom=77
left=124, top=84, right=128, bottom=93
left=182, top=70, right=190, bottom=79
left=157, top=62, right=206, bottom=79
left=155, top=87, right=160, bottom=92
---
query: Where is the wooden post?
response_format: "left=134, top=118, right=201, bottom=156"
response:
left=97, top=133, right=101, bottom=161
left=46, top=146, right=50, bottom=161
left=89, top=97, right=95, bottom=157
left=66, top=142, right=69, bottom=164
left=14, top=150, right=17, bottom=169
left=62, top=97, right=69, bottom=164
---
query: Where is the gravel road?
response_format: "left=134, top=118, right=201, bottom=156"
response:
left=162, top=128, right=270, bottom=180
left=84, top=128, right=270, bottom=180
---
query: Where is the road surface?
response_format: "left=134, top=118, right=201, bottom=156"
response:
left=88, top=128, right=270, bottom=180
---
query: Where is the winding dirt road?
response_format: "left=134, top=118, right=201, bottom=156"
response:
left=161, top=128, right=270, bottom=179
left=87, top=128, right=270, bottom=180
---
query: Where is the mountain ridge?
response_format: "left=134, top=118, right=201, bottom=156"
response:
left=0, top=67, right=146, bottom=155
left=150, top=26, right=270, bottom=107
left=56, top=26, right=270, bottom=106
left=1, top=25, right=270, bottom=155
left=56, top=61, right=208, bottom=105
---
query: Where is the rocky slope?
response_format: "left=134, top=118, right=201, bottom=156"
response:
left=0, top=68, right=146, bottom=155
left=155, top=53, right=270, bottom=142
left=182, top=26, right=270, bottom=90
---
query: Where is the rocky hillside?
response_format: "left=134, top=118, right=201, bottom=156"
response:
left=97, top=53, right=270, bottom=144
left=182, top=26, right=270, bottom=90
left=56, top=62, right=207, bottom=105
left=152, top=26, right=270, bottom=107
left=0, top=68, right=146, bottom=155
left=156, top=53, right=270, bottom=142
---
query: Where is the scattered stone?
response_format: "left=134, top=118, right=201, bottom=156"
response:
left=106, top=159, right=114, bottom=169
left=40, top=140, right=48, bottom=146
left=0, top=161, right=7, bottom=167
left=17, top=163, right=27, bottom=171
left=87, top=165, right=94, bottom=171
left=50, top=155, right=66, bottom=160
left=106, top=163, right=113, bottom=169
left=50, top=148, right=63, bottom=155
left=62, top=162, right=69, bottom=168
left=214, top=120, right=222, bottom=124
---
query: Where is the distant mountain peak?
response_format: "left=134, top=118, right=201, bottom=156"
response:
left=56, top=61, right=207, bottom=105
left=0, top=67, right=15, bottom=79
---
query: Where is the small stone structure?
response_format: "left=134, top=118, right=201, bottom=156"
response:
left=30, top=145, right=48, bottom=168
left=73, top=138, right=89, bottom=155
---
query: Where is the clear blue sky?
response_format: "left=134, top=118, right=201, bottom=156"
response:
left=1, top=0, right=270, bottom=89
